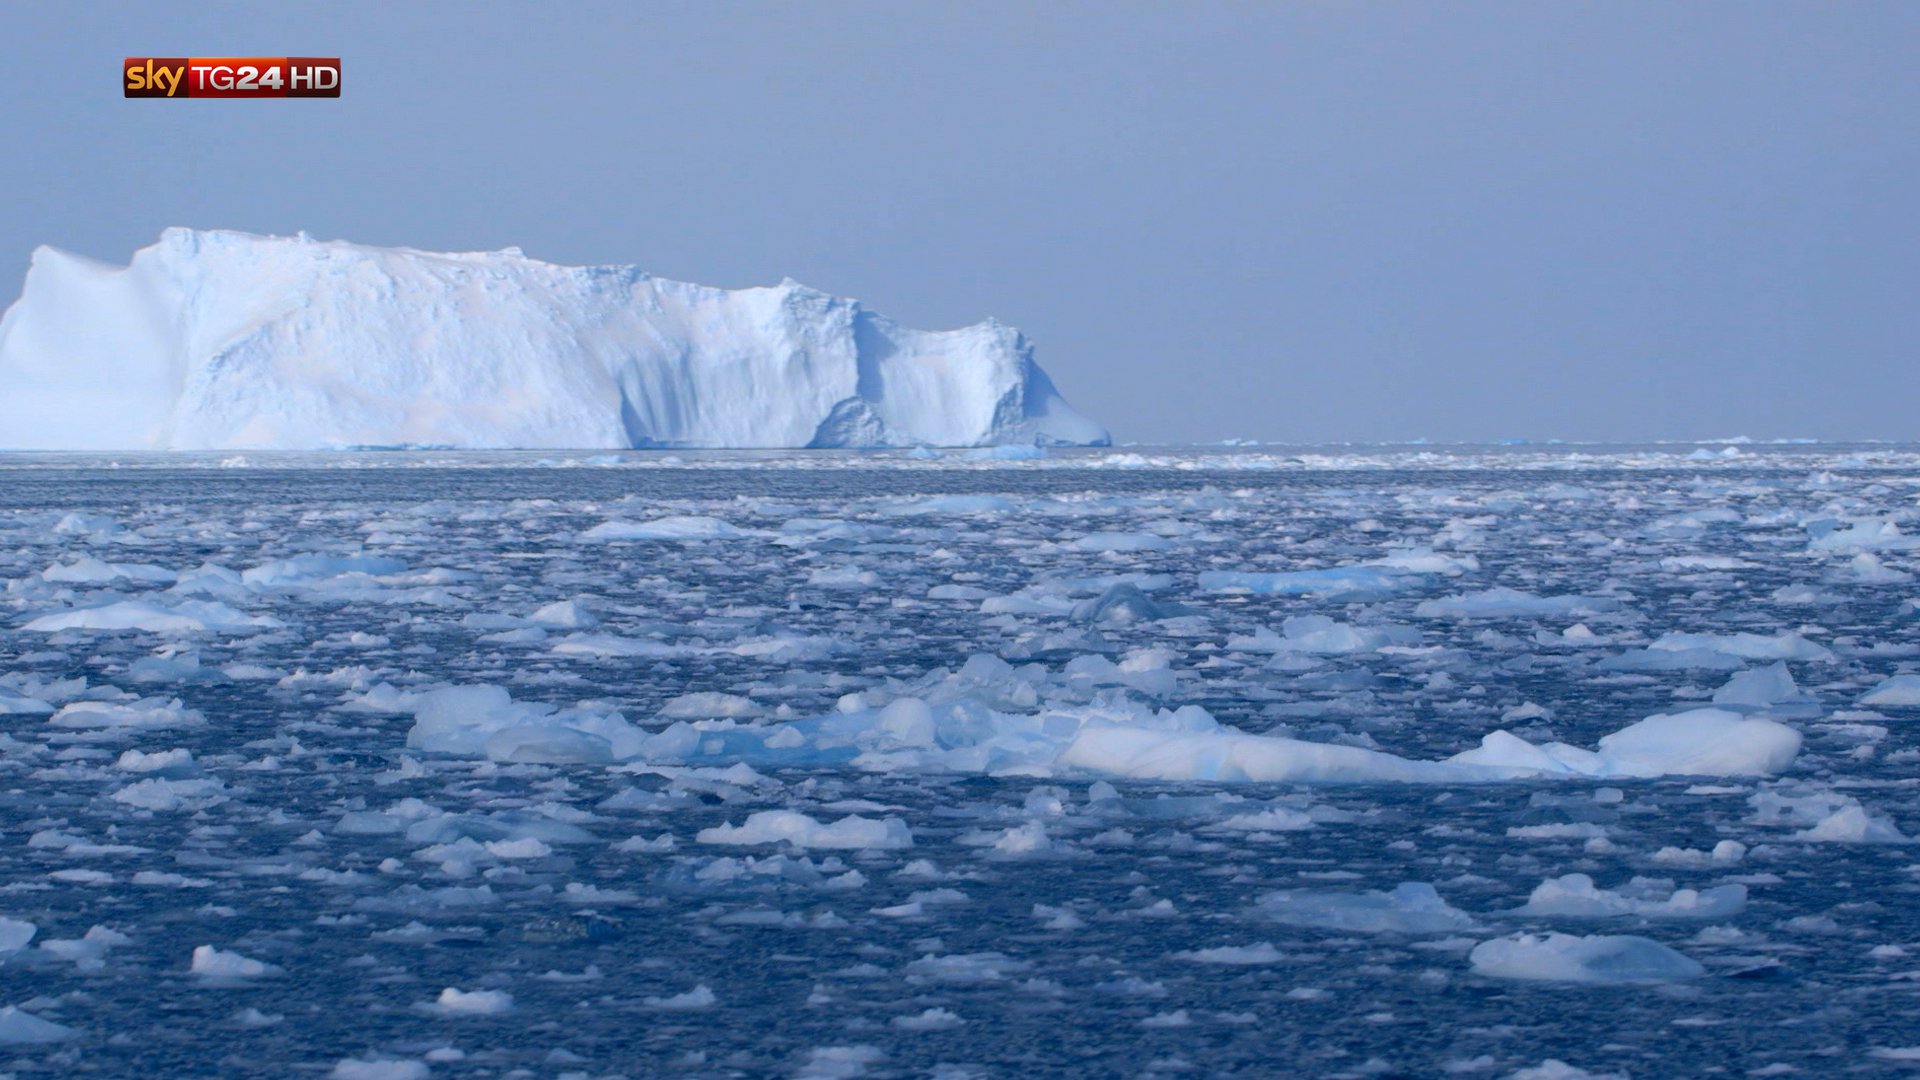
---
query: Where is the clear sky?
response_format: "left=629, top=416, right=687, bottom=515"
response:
left=3, top=2, right=1915, bottom=443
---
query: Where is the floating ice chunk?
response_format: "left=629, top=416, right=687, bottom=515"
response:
left=1069, top=582, right=1197, bottom=625
left=581, top=516, right=749, bottom=541
left=1368, top=548, right=1478, bottom=575
left=891, top=1007, right=963, bottom=1030
left=1586, top=708, right=1802, bottom=778
left=1598, top=647, right=1745, bottom=672
left=404, top=662, right=1800, bottom=785
left=42, top=555, right=176, bottom=584
left=1796, top=805, right=1911, bottom=844
left=1650, top=840, right=1746, bottom=867
left=1807, top=518, right=1920, bottom=552
left=1862, top=674, right=1920, bottom=707
left=904, top=952, right=1029, bottom=983
left=797, top=1045, right=885, bottom=1079
left=330, top=1059, right=430, bottom=1080
left=696, top=810, right=913, bottom=850
left=528, top=599, right=597, bottom=629
left=1468, top=932, right=1704, bottom=983
left=1747, top=786, right=1910, bottom=843
left=1660, top=555, right=1756, bottom=571
left=1415, top=587, right=1619, bottom=620
left=880, top=494, right=1014, bottom=516
left=1516, top=874, right=1747, bottom=919
left=50, top=696, right=204, bottom=730
left=1228, top=615, right=1418, bottom=655
left=988, top=820, right=1053, bottom=855
left=128, top=649, right=223, bottom=684
left=190, top=944, right=282, bottom=979
left=0, top=917, right=35, bottom=953
left=0, top=1006, right=76, bottom=1044
left=644, top=984, right=717, bottom=1009
left=1257, top=883, right=1475, bottom=934
left=23, top=599, right=281, bottom=633
left=1450, top=709, right=1800, bottom=779
left=1174, top=942, right=1286, bottom=964
left=682, top=687, right=1799, bottom=784
left=110, top=777, right=227, bottom=811
left=807, top=565, right=881, bottom=588
left=483, top=837, right=551, bottom=859
left=1212, top=807, right=1316, bottom=832
left=427, top=987, right=513, bottom=1015
left=0, top=689, right=54, bottom=715
left=1712, top=663, right=1806, bottom=709
left=240, top=554, right=408, bottom=586
left=1846, top=552, right=1914, bottom=584
left=657, top=691, right=760, bottom=719
left=1055, top=713, right=1489, bottom=784
left=35, top=926, right=130, bottom=971
left=549, top=633, right=684, bottom=658
left=1508, top=1062, right=1627, bottom=1080
left=279, top=665, right=377, bottom=691
left=403, top=684, right=645, bottom=763
left=1771, top=583, right=1840, bottom=605
left=1649, top=632, right=1834, bottom=662
left=732, top=635, right=849, bottom=662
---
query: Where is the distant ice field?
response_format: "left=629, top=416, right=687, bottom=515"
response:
left=1, top=444, right=1917, bottom=1078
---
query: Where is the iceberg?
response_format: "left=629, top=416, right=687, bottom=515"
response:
left=0, top=229, right=1108, bottom=450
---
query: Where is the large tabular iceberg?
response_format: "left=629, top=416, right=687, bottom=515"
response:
left=0, top=229, right=1108, bottom=450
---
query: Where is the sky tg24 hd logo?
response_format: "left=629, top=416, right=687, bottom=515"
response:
left=124, top=57, right=340, bottom=98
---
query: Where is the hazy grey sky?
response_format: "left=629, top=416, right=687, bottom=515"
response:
left=3, top=2, right=1915, bottom=443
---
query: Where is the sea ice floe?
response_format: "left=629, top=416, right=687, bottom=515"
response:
left=1227, top=615, right=1420, bottom=655
left=190, top=944, right=282, bottom=980
left=1515, top=874, right=1747, bottom=919
left=581, top=516, right=752, bottom=541
left=425, top=987, right=514, bottom=1015
left=23, top=599, right=281, bottom=634
left=1646, top=632, right=1835, bottom=662
left=1468, top=932, right=1705, bottom=983
left=0, top=917, right=36, bottom=953
left=394, top=668, right=1803, bottom=784
left=696, top=810, right=914, bottom=850
left=1749, top=787, right=1912, bottom=843
left=1256, top=883, right=1476, bottom=934
left=1861, top=674, right=1920, bottom=707
left=1712, top=663, right=1808, bottom=709
left=1415, top=587, right=1620, bottom=620
left=0, top=1006, right=77, bottom=1045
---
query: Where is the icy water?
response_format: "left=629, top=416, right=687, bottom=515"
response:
left=2, top=445, right=1918, bottom=1079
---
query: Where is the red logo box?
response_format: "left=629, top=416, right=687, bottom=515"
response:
left=124, top=57, right=339, bottom=98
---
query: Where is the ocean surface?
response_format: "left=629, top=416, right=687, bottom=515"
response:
left=1, top=444, right=1917, bottom=1078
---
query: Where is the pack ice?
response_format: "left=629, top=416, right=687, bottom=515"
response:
left=0, top=229, right=1109, bottom=450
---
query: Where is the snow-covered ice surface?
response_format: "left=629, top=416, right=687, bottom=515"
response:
left=1, top=442, right=1919, bottom=1076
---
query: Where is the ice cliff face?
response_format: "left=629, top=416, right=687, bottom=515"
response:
left=0, top=229, right=1108, bottom=450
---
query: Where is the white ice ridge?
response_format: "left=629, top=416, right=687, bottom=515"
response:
left=392, top=660, right=1803, bottom=783
left=0, top=228, right=1109, bottom=450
